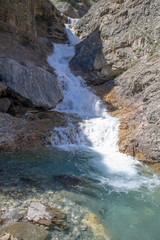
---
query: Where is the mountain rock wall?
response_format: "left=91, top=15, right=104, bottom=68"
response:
left=70, top=0, right=160, bottom=163
left=0, top=0, right=68, bottom=151
left=72, top=0, right=160, bottom=80
left=0, top=0, right=67, bottom=110
left=0, top=0, right=67, bottom=68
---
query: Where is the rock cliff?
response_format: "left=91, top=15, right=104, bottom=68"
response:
left=0, top=0, right=67, bottom=68
left=0, top=0, right=67, bottom=111
left=0, top=58, right=63, bottom=109
left=72, top=0, right=160, bottom=80
left=0, top=0, right=68, bottom=151
left=70, top=0, right=160, bottom=163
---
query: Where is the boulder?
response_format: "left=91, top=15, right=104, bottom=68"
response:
left=0, top=98, right=11, bottom=113
left=0, top=58, right=63, bottom=109
left=27, top=202, right=67, bottom=230
left=54, top=174, right=87, bottom=187
left=0, top=222, right=50, bottom=240
left=56, top=3, right=79, bottom=18
left=82, top=213, right=110, bottom=240
left=70, top=29, right=104, bottom=80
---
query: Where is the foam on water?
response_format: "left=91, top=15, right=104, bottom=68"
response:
left=47, top=23, right=160, bottom=190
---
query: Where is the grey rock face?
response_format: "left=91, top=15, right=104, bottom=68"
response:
left=70, top=0, right=160, bottom=161
left=0, top=0, right=68, bottom=72
left=115, top=57, right=160, bottom=161
left=72, top=0, right=160, bottom=80
left=71, top=29, right=102, bottom=73
left=0, top=58, right=63, bottom=109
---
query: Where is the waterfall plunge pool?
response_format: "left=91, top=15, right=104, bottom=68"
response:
left=0, top=148, right=160, bottom=240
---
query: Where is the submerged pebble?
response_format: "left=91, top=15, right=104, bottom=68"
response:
left=0, top=177, right=106, bottom=240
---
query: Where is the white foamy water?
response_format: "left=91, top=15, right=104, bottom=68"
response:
left=47, top=24, right=160, bottom=190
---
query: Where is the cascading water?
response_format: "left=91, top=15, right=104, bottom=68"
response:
left=0, top=22, right=160, bottom=240
left=48, top=23, right=160, bottom=190
left=48, top=26, right=160, bottom=240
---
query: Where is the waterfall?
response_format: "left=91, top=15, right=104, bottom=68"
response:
left=47, top=23, right=160, bottom=190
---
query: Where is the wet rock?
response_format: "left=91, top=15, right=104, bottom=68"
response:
left=12, top=212, right=25, bottom=222
left=54, top=175, right=98, bottom=197
left=54, top=175, right=86, bottom=187
left=0, top=98, right=11, bottom=113
left=0, top=222, right=50, bottom=240
left=20, top=178, right=40, bottom=186
left=82, top=213, right=110, bottom=240
left=27, top=202, right=67, bottom=231
left=0, top=58, right=63, bottom=109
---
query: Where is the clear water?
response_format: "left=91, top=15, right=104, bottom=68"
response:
left=0, top=149, right=160, bottom=240
left=0, top=22, right=160, bottom=240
